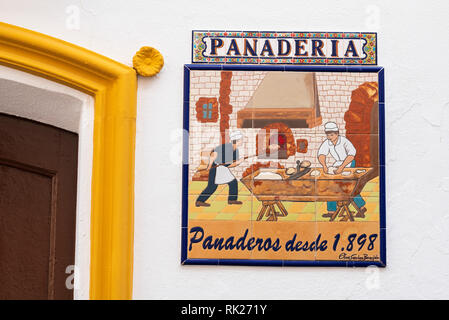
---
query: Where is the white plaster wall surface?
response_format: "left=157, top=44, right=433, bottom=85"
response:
left=1, top=0, right=449, bottom=299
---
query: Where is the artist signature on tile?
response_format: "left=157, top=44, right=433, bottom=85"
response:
left=338, top=253, right=380, bottom=261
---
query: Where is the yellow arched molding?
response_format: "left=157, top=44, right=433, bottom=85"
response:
left=0, top=22, right=136, bottom=300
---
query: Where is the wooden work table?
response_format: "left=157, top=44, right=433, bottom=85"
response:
left=240, top=167, right=378, bottom=222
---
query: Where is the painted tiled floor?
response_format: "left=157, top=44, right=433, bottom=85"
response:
left=188, top=177, right=380, bottom=222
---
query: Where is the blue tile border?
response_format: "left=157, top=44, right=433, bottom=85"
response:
left=183, top=65, right=191, bottom=103
left=379, top=160, right=386, bottom=231
left=181, top=66, right=190, bottom=229
left=219, top=259, right=283, bottom=267
left=378, top=68, right=385, bottom=103
left=181, top=227, right=188, bottom=264
left=285, top=65, right=346, bottom=72
left=379, top=228, right=387, bottom=267
left=182, top=258, right=219, bottom=266
left=222, top=64, right=284, bottom=72
left=181, top=64, right=386, bottom=267
left=182, top=259, right=385, bottom=267
left=181, top=165, right=189, bottom=228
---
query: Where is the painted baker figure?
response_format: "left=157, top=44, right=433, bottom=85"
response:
left=317, top=121, right=367, bottom=217
left=196, top=130, right=245, bottom=207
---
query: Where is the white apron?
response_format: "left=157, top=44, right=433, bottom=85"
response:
left=214, top=165, right=235, bottom=184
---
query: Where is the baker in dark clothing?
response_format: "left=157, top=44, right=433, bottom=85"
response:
left=196, top=130, right=245, bottom=207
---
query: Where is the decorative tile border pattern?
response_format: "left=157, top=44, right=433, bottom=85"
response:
left=192, top=31, right=377, bottom=65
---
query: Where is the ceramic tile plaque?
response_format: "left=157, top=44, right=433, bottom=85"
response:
left=182, top=31, right=385, bottom=267
left=192, top=31, right=377, bottom=65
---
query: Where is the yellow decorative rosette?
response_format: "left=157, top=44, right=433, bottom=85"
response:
left=132, top=46, right=164, bottom=77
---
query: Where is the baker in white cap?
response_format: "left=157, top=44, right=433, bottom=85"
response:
left=317, top=121, right=366, bottom=216
left=318, top=121, right=356, bottom=173
left=196, top=130, right=245, bottom=207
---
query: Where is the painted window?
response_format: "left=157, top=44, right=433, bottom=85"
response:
left=195, top=97, right=218, bottom=123
left=202, top=102, right=213, bottom=119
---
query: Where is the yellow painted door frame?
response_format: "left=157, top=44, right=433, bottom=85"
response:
left=0, top=22, right=136, bottom=300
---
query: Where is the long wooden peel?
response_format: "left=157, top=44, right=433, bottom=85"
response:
left=197, top=154, right=257, bottom=171
left=287, top=160, right=312, bottom=180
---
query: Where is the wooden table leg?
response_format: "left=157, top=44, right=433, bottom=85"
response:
left=350, top=199, right=365, bottom=218
left=340, top=203, right=355, bottom=221
left=257, top=203, right=268, bottom=221
left=329, top=200, right=355, bottom=222
left=266, top=203, right=278, bottom=221
left=275, top=200, right=288, bottom=217
left=346, top=204, right=355, bottom=221
left=330, top=205, right=342, bottom=221
left=258, top=200, right=289, bottom=221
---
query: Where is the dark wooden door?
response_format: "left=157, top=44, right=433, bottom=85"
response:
left=0, top=113, right=78, bottom=300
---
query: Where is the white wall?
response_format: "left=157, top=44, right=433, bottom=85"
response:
left=1, top=0, right=449, bottom=299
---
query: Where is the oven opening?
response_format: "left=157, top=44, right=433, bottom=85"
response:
left=269, top=133, right=288, bottom=159
left=258, top=133, right=289, bottom=160
left=256, top=123, right=296, bottom=160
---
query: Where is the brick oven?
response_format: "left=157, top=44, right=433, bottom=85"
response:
left=344, top=82, right=379, bottom=167
left=256, top=122, right=296, bottom=159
